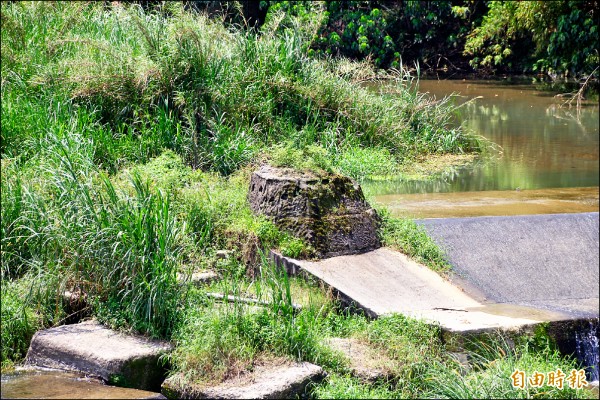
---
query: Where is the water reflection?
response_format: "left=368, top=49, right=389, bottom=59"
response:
left=373, top=187, right=599, bottom=219
left=366, top=81, right=599, bottom=193
left=366, top=79, right=599, bottom=217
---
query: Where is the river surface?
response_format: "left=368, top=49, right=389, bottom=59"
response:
left=0, top=368, right=164, bottom=399
left=365, top=79, right=599, bottom=218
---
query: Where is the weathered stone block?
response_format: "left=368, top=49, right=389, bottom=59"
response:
left=161, top=361, right=324, bottom=399
left=25, top=320, right=173, bottom=392
left=248, top=166, right=380, bottom=258
left=325, top=337, right=394, bottom=382
left=176, top=270, right=219, bottom=286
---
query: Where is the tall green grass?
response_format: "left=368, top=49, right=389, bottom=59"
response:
left=1, top=133, right=185, bottom=337
left=312, top=328, right=592, bottom=399
left=169, top=256, right=342, bottom=386
left=2, top=1, right=480, bottom=177
left=1, top=279, right=41, bottom=367
left=419, top=335, right=590, bottom=399
left=1, top=0, right=487, bottom=382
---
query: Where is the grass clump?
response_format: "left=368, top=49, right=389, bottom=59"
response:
left=1, top=279, right=40, bottom=369
left=377, top=209, right=451, bottom=274
left=269, top=142, right=334, bottom=175
left=313, top=326, right=594, bottom=399
left=420, top=335, right=591, bottom=399
left=334, top=146, right=400, bottom=181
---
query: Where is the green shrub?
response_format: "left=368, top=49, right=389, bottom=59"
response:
left=123, top=150, right=191, bottom=195
left=464, top=1, right=599, bottom=77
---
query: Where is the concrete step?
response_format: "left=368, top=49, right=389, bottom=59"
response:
left=161, top=360, right=323, bottom=399
left=25, top=320, right=173, bottom=392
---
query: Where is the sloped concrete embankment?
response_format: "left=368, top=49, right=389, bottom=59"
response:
left=416, top=212, right=599, bottom=317
left=271, top=212, right=599, bottom=362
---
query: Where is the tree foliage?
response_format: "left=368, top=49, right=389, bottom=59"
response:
left=464, top=1, right=598, bottom=77
left=267, top=1, right=485, bottom=71
left=263, top=0, right=597, bottom=78
left=108, top=1, right=598, bottom=78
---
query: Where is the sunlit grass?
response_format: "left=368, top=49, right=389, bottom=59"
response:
left=377, top=209, right=452, bottom=274
left=2, top=4, right=583, bottom=399
left=2, top=1, right=480, bottom=176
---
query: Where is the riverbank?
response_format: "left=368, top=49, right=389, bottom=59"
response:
left=1, top=2, right=596, bottom=399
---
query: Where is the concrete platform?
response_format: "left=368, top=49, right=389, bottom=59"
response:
left=25, top=320, right=173, bottom=392
left=324, top=338, right=394, bottom=382
left=272, top=212, right=599, bottom=334
left=273, top=248, right=580, bottom=334
left=162, top=360, right=323, bottom=399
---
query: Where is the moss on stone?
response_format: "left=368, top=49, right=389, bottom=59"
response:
left=249, top=166, right=380, bottom=258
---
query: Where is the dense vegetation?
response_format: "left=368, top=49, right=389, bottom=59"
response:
left=215, top=0, right=598, bottom=78
left=1, top=2, right=595, bottom=398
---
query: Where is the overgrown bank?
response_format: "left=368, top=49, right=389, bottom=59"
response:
left=1, top=2, right=594, bottom=398
left=190, top=1, right=598, bottom=79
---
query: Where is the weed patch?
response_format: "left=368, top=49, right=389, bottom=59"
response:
left=420, top=335, right=590, bottom=399
left=169, top=260, right=343, bottom=386
left=377, top=209, right=451, bottom=274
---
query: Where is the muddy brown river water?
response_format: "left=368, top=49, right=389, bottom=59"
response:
left=365, top=79, right=599, bottom=218
left=0, top=368, right=164, bottom=399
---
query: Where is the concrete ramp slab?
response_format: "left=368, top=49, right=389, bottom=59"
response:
left=272, top=248, right=573, bottom=333
left=417, top=212, right=599, bottom=317
left=272, top=212, right=598, bottom=336
left=290, top=248, right=481, bottom=315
